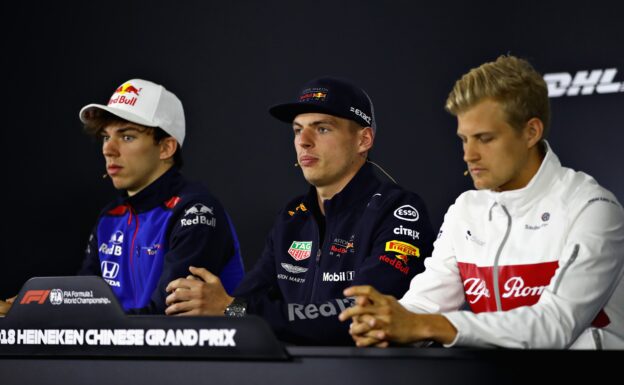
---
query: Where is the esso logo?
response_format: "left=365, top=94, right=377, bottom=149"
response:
left=393, top=205, right=419, bottom=222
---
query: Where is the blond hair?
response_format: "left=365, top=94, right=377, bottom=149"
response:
left=445, top=55, right=550, bottom=139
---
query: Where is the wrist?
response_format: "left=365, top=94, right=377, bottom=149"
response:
left=422, top=314, right=457, bottom=345
left=224, top=296, right=247, bottom=317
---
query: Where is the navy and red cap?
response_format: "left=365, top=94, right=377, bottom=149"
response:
left=269, top=76, right=377, bottom=132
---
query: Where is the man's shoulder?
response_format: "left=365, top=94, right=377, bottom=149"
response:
left=277, top=194, right=309, bottom=219
left=166, top=177, right=228, bottom=212
left=556, top=166, right=619, bottom=205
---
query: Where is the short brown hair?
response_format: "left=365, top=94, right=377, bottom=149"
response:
left=445, top=55, right=550, bottom=139
left=84, top=111, right=184, bottom=168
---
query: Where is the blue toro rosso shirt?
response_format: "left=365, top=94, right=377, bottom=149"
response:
left=79, top=167, right=244, bottom=314
left=233, top=162, right=435, bottom=345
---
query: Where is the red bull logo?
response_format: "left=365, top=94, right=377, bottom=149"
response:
left=115, top=83, right=142, bottom=96
left=108, top=83, right=141, bottom=107
left=299, top=92, right=327, bottom=101
left=378, top=254, right=410, bottom=275
left=395, top=254, right=409, bottom=263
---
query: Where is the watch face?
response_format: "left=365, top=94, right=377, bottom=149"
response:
left=225, top=299, right=247, bottom=317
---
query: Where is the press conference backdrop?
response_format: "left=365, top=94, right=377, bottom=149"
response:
left=1, top=0, right=622, bottom=298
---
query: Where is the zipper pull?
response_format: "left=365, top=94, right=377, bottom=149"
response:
left=316, top=249, right=321, bottom=262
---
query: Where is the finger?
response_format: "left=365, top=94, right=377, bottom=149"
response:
left=6, top=295, right=16, bottom=304
left=349, top=320, right=374, bottom=336
left=343, top=286, right=384, bottom=302
left=186, top=274, right=200, bottom=281
left=349, top=314, right=378, bottom=335
left=353, top=335, right=383, bottom=347
left=166, top=278, right=193, bottom=293
left=189, top=266, right=218, bottom=283
left=355, top=295, right=373, bottom=306
left=374, top=341, right=389, bottom=348
left=165, top=299, right=200, bottom=316
left=339, top=304, right=383, bottom=321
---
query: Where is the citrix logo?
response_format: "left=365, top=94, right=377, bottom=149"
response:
left=544, top=68, right=624, bottom=97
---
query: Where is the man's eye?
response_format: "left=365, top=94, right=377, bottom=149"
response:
left=318, top=127, right=329, bottom=133
left=101, top=136, right=110, bottom=142
left=122, top=135, right=135, bottom=141
left=480, top=136, right=493, bottom=143
left=293, top=128, right=301, bottom=135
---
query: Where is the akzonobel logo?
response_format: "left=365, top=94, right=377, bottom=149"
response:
left=544, top=68, right=624, bottom=97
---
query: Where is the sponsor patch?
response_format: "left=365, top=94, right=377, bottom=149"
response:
left=465, top=230, right=485, bottom=246
left=184, top=204, right=214, bottom=217
left=378, top=254, right=410, bottom=275
left=299, top=87, right=329, bottom=102
left=385, top=240, right=420, bottom=257
left=281, top=263, right=308, bottom=274
left=329, top=237, right=355, bottom=257
left=393, top=225, right=419, bottom=240
left=322, top=271, right=354, bottom=282
left=277, top=274, right=305, bottom=283
left=393, top=205, right=419, bottom=222
left=544, top=68, right=624, bottom=97
left=288, top=241, right=312, bottom=261
left=181, top=204, right=216, bottom=227
left=288, top=298, right=354, bottom=321
left=288, top=202, right=308, bottom=217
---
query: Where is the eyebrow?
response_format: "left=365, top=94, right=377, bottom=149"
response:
left=101, top=127, right=143, bottom=135
left=292, top=119, right=338, bottom=128
left=456, top=131, right=494, bottom=139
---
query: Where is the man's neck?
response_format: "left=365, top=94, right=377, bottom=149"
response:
left=315, top=161, right=365, bottom=215
left=127, top=163, right=174, bottom=197
left=496, top=145, right=546, bottom=192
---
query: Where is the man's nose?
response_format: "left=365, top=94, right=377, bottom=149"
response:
left=296, top=127, right=314, bottom=148
left=463, top=140, right=479, bottom=163
left=102, top=139, right=119, bottom=157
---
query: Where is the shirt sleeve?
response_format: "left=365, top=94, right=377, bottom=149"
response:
left=443, top=197, right=624, bottom=348
left=351, top=192, right=435, bottom=298
left=128, top=200, right=243, bottom=315
left=398, top=203, right=467, bottom=314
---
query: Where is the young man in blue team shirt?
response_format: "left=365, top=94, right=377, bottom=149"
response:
left=74, top=79, right=244, bottom=314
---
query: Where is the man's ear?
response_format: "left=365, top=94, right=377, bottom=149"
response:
left=358, top=126, right=374, bottom=155
left=159, top=137, right=178, bottom=161
left=525, top=118, right=544, bottom=149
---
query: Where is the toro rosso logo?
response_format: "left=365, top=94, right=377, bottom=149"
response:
left=393, top=205, right=419, bottom=222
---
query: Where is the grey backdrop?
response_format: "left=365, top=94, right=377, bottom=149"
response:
left=1, top=0, right=622, bottom=298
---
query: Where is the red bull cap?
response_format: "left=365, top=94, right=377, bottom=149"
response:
left=79, top=79, right=185, bottom=146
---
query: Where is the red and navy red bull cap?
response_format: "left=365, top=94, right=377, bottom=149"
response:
left=79, top=79, right=186, bottom=146
left=269, top=76, right=377, bottom=132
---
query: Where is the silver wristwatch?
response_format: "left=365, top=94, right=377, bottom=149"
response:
left=224, top=297, right=247, bottom=317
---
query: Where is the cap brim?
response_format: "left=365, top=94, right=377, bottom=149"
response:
left=269, top=102, right=353, bottom=125
left=79, top=104, right=158, bottom=128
